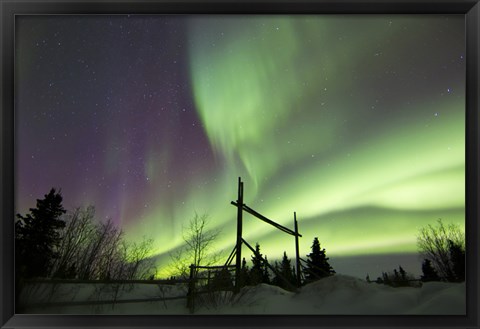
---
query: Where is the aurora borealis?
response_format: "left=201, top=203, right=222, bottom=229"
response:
left=15, top=15, right=465, bottom=278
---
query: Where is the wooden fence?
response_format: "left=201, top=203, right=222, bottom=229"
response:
left=21, top=278, right=191, bottom=310
left=22, top=263, right=237, bottom=314
left=186, top=264, right=237, bottom=313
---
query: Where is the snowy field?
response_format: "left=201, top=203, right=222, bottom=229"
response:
left=20, top=275, right=465, bottom=315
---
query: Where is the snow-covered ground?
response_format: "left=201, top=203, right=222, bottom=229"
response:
left=20, top=275, right=465, bottom=315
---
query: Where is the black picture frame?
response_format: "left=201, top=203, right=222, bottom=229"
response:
left=1, top=0, right=479, bottom=328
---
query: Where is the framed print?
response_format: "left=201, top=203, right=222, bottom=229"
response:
left=1, top=0, right=479, bottom=328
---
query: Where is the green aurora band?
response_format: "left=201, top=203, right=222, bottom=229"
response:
left=126, top=16, right=464, bottom=277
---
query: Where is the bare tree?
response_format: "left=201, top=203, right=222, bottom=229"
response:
left=170, top=212, right=220, bottom=278
left=123, top=237, right=157, bottom=280
left=51, top=205, right=157, bottom=280
left=95, top=221, right=124, bottom=280
left=76, top=219, right=121, bottom=280
left=417, top=219, right=465, bottom=281
left=50, top=206, right=97, bottom=278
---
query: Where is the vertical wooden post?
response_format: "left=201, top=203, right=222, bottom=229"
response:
left=187, top=264, right=195, bottom=313
left=294, top=212, right=301, bottom=287
left=234, top=177, right=244, bottom=293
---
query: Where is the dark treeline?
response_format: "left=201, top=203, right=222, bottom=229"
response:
left=15, top=189, right=156, bottom=287
left=16, top=188, right=465, bottom=303
left=367, top=219, right=465, bottom=287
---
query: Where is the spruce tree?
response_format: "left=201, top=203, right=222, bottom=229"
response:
left=272, top=261, right=281, bottom=286
left=210, top=267, right=234, bottom=290
left=262, top=256, right=271, bottom=284
left=273, top=251, right=296, bottom=290
left=303, top=237, right=335, bottom=283
left=15, top=188, right=66, bottom=279
left=249, top=243, right=265, bottom=285
left=421, top=259, right=440, bottom=282
left=448, top=239, right=465, bottom=282
left=395, top=265, right=411, bottom=287
left=381, top=266, right=415, bottom=287
left=393, top=268, right=400, bottom=282
left=382, top=272, right=391, bottom=285
left=280, top=252, right=294, bottom=282
left=238, top=257, right=250, bottom=287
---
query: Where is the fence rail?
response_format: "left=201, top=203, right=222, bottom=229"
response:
left=24, top=295, right=188, bottom=308
left=187, top=263, right=237, bottom=313
left=21, top=278, right=191, bottom=311
left=22, top=264, right=235, bottom=314
left=194, top=265, right=236, bottom=270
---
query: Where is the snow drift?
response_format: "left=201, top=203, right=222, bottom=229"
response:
left=21, top=275, right=465, bottom=315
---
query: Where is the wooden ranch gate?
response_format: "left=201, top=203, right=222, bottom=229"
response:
left=230, top=177, right=303, bottom=291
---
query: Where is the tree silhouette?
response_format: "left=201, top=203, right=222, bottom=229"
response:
left=49, top=205, right=156, bottom=280
left=382, top=272, right=391, bottom=285
left=303, top=237, right=335, bottom=283
left=420, top=259, right=440, bottom=282
left=210, top=267, right=234, bottom=290
left=448, top=239, right=465, bottom=282
left=15, top=188, right=66, bottom=279
left=237, top=257, right=250, bottom=287
left=50, top=206, right=96, bottom=279
left=398, top=266, right=407, bottom=281
left=393, top=268, right=400, bottom=282
left=249, top=243, right=263, bottom=285
left=272, top=251, right=296, bottom=290
left=263, top=256, right=271, bottom=284
left=170, top=212, right=220, bottom=278
left=381, top=265, right=417, bottom=287
left=417, top=219, right=464, bottom=282
left=249, top=243, right=270, bottom=285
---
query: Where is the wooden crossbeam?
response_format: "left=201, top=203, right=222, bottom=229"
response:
left=194, top=265, right=236, bottom=270
left=231, top=201, right=301, bottom=237
left=224, top=245, right=237, bottom=267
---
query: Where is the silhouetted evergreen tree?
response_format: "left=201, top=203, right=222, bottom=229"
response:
left=382, top=266, right=417, bottom=287
left=272, top=252, right=296, bottom=290
left=237, top=257, right=250, bottom=287
left=249, top=243, right=269, bottom=285
left=303, top=237, right=335, bottom=283
left=15, top=188, right=66, bottom=279
left=210, top=268, right=234, bottom=290
left=421, top=259, right=440, bottom=282
left=399, top=266, right=407, bottom=281
left=263, top=256, right=271, bottom=284
left=448, top=239, right=465, bottom=282
left=393, top=268, right=400, bottom=282
left=382, top=272, right=391, bottom=285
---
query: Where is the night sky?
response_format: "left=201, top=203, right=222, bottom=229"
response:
left=15, top=15, right=465, bottom=278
